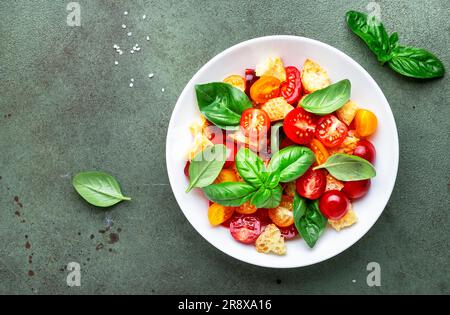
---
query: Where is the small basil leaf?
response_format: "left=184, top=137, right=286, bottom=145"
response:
left=195, top=83, right=253, bottom=129
left=251, top=185, right=283, bottom=209
left=293, top=192, right=307, bottom=219
left=72, top=172, right=131, bottom=208
left=295, top=200, right=327, bottom=248
left=300, top=80, right=351, bottom=115
left=346, top=10, right=391, bottom=62
left=314, top=153, right=376, bottom=181
left=268, top=146, right=315, bottom=183
left=265, top=169, right=281, bottom=189
left=389, top=32, right=399, bottom=51
left=270, top=122, right=284, bottom=155
left=235, top=148, right=267, bottom=187
left=202, top=182, right=256, bottom=207
left=186, top=144, right=227, bottom=192
left=388, top=46, right=445, bottom=79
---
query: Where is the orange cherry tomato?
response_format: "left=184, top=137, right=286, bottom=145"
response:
left=250, top=76, right=281, bottom=104
left=239, top=108, right=271, bottom=137
left=268, top=196, right=294, bottom=227
left=354, top=109, right=378, bottom=137
left=223, top=75, right=246, bottom=92
left=236, top=202, right=258, bottom=214
left=208, top=203, right=235, bottom=226
left=309, top=139, right=329, bottom=165
left=214, top=169, right=238, bottom=184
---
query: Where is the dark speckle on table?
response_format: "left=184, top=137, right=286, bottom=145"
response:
left=108, top=233, right=120, bottom=244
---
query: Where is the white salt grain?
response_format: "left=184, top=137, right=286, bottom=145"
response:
left=148, top=73, right=154, bottom=78
left=124, top=11, right=128, bottom=16
left=122, top=24, right=127, bottom=29
left=114, top=61, right=119, bottom=65
left=129, top=83, right=134, bottom=88
left=127, top=32, right=132, bottom=37
left=142, top=15, right=146, bottom=20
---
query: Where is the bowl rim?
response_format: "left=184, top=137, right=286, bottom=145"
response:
left=166, top=35, right=399, bottom=268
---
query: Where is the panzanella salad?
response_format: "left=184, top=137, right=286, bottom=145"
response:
left=184, top=57, right=378, bottom=255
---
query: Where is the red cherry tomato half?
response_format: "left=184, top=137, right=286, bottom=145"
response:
left=280, top=66, right=302, bottom=104
left=279, top=224, right=298, bottom=240
left=342, top=179, right=371, bottom=199
left=353, top=140, right=376, bottom=163
left=255, top=208, right=272, bottom=226
left=315, top=115, right=348, bottom=148
left=244, top=69, right=259, bottom=97
left=319, top=190, right=350, bottom=220
left=229, top=214, right=262, bottom=244
left=184, top=161, right=190, bottom=178
left=224, top=141, right=238, bottom=168
left=240, top=108, right=271, bottom=137
left=280, top=137, right=295, bottom=149
left=296, top=168, right=327, bottom=200
left=283, top=107, right=317, bottom=145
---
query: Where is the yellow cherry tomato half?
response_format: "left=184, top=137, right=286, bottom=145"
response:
left=250, top=76, right=281, bottom=104
left=236, top=201, right=258, bottom=214
left=214, top=169, right=238, bottom=184
left=309, top=139, right=329, bottom=165
left=208, top=203, right=235, bottom=226
left=223, top=75, right=246, bottom=92
left=355, top=109, right=378, bottom=137
left=268, top=196, right=294, bottom=227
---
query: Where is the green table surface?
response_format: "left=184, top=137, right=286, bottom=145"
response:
left=1, top=0, right=449, bottom=295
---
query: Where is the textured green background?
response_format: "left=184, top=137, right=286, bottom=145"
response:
left=0, top=0, right=449, bottom=295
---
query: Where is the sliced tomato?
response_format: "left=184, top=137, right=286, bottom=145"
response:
left=309, top=139, right=329, bottom=165
left=245, top=69, right=259, bottom=97
left=184, top=161, right=190, bottom=178
left=283, top=107, right=317, bottom=145
left=315, top=115, right=348, bottom=148
left=229, top=214, right=262, bottom=244
left=250, top=76, right=281, bottom=104
left=280, top=66, right=302, bottom=104
left=280, top=137, right=295, bottom=149
left=240, top=108, right=271, bottom=137
left=279, top=225, right=298, bottom=240
left=255, top=208, right=271, bottom=226
left=296, top=168, right=327, bottom=200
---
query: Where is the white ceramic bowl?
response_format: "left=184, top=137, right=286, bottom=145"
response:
left=166, top=36, right=398, bottom=268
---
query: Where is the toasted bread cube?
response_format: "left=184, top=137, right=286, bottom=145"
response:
left=186, top=134, right=213, bottom=161
left=188, top=115, right=208, bottom=136
left=256, top=57, right=287, bottom=82
left=337, top=100, right=359, bottom=126
left=255, top=224, right=287, bottom=255
left=301, top=59, right=331, bottom=93
left=329, top=206, right=357, bottom=231
left=228, top=130, right=266, bottom=153
left=223, top=75, right=246, bottom=92
left=261, top=97, right=294, bottom=121
left=325, top=174, right=344, bottom=192
left=328, top=130, right=360, bottom=155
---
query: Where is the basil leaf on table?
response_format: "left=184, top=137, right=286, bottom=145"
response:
left=235, top=148, right=267, bottom=187
left=388, top=46, right=445, bottom=79
left=195, top=82, right=253, bottom=129
left=294, top=199, right=328, bottom=248
left=300, top=80, right=351, bottom=115
left=268, top=146, right=315, bottom=183
left=270, top=122, right=284, bottom=155
left=346, top=10, right=391, bottom=63
left=186, top=144, right=227, bottom=192
left=250, top=185, right=283, bottom=209
left=314, top=153, right=376, bottom=181
left=203, top=182, right=256, bottom=206
left=72, top=171, right=131, bottom=208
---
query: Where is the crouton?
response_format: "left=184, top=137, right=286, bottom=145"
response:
left=186, top=134, right=213, bottom=161
left=255, top=224, right=287, bottom=255
left=223, top=75, right=246, bottom=92
left=301, top=59, right=331, bottom=93
left=329, top=206, right=357, bottom=231
left=329, top=130, right=360, bottom=155
left=255, top=57, right=286, bottom=82
left=260, top=97, right=294, bottom=121
left=337, top=100, right=359, bottom=126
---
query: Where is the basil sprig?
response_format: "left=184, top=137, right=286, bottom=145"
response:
left=195, top=82, right=253, bottom=129
left=293, top=195, right=327, bottom=248
left=300, top=80, right=351, bottom=115
left=186, top=144, right=228, bottom=192
left=202, top=146, right=315, bottom=208
left=346, top=10, right=445, bottom=79
left=314, top=153, right=376, bottom=181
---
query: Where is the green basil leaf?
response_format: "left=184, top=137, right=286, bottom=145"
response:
left=300, top=80, right=351, bottom=115
left=264, top=169, right=281, bottom=189
left=388, top=46, right=445, bottom=79
left=235, top=148, right=267, bottom=187
left=186, top=144, right=227, bottom=192
left=268, top=146, right=315, bottom=183
left=203, top=182, right=256, bottom=206
left=314, top=153, right=376, bottom=181
left=72, top=171, right=131, bottom=208
left=389, top=32, right=399, bottom=51
left=346, top=10, right=391, bottom=63
left=250, top=185, right=283, bottom=209
left=294, top=200, right=327, bottom=248
left=270, top=122, right=284, bottom=155
left=195, top=82, right=253, bottom=129
left=293, top=192, right=307, bottom=219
